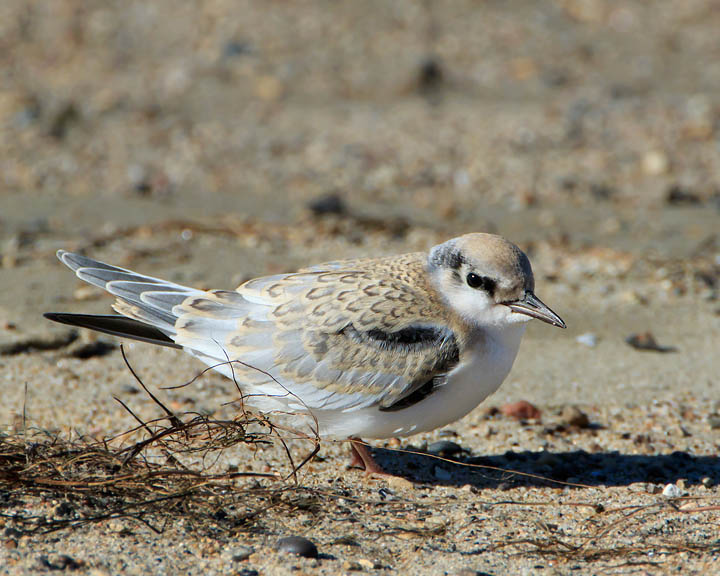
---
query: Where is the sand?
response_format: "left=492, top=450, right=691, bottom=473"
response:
left=1, top=1, right=719, bottom=574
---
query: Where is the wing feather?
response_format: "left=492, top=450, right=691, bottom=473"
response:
left=209, top=253, right=460, bottom=412
left=52, top=250, right=461, bottom=415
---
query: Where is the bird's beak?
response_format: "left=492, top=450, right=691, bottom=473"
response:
left=505, top=292, right=566, bottom=329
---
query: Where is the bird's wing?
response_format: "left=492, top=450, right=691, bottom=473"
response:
left=174, top=255, right=461, bottom=412
left=51, top=250, right=208, bottom=334
left=50, top=251, right=461, bottom=413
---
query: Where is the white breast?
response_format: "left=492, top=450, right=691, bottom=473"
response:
left=316, top=323, right=528, bottom=439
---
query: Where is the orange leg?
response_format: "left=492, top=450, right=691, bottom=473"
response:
left=349, top=437, right=387, bottom=475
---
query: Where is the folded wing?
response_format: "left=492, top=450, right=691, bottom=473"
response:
left=49, top=251, right=460, bottom=414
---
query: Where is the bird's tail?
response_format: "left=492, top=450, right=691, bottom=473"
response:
left=43, top=312, right=181, bottom=348
left=44, top=250, right=204, bottom=347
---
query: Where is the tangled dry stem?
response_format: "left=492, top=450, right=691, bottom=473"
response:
left=0, top=346, right=322, bottom=537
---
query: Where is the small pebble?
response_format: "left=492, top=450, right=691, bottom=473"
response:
left=275, top=536, right=318, bottom=558
left=307, top=193, right=346, bottom=216
left=576, top=332, right=598, bottom=347
left=662, top=483, right=684, bottom=498
left=701, top=476, right=714, bottom=488
left=629, top=482, right=661, bottom=494
left=426, top=440, right=464, bottom=457
left=226, top=545, right=254, bottom=562
left=377, top=487, right=394, bottom=501
left=500, top=401, right=542, bottom=421
left=559, top=406, right=591, bottom=428
left=625, top=332, right=676, bottom=353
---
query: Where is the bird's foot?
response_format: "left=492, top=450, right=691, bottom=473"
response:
left=348, top=437, right=391, bottom=476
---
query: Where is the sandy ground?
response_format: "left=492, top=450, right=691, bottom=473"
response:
left=1, top=1, right=719, bottom=574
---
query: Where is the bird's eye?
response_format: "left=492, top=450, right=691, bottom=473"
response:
left=466, top=273, right=495, bottom=293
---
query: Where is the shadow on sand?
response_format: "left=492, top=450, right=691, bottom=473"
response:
left=369, top=446, right=719, bottom=489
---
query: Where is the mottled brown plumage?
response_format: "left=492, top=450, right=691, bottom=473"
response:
left=45, top=233, right=565, bottom=445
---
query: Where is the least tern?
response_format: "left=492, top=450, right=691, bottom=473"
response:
left=45, top=233, right=565, bottom=473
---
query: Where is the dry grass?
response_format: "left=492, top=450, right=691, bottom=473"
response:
left=0, top=346, right=321, bottom=537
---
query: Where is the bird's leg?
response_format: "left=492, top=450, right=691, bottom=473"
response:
left=349, top=437, right=387, bottom=475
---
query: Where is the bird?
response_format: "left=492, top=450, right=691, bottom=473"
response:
left=45, top=233, right=565, bottom=474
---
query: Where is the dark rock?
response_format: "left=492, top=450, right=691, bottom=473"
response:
left=418, top=57, right=444, bottom=91
left=377, top=487, right=394, bottom=501
left=625, top=332, right=677, bottom=353
left=275, top=536, right=318, bottom=558
left=307, top=193, right=346, bottom=216
left=666, top=185, right=701, bottom=206
left=625, top=332, right=676, bottom=353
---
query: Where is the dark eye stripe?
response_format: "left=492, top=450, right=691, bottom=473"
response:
left=466, top=273, right=496, bottom=294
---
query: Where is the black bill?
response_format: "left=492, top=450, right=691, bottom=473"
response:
left=505, top=292, right=566, bottom=329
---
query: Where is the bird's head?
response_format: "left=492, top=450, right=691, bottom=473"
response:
left=427, top=233, right=566, bottom=329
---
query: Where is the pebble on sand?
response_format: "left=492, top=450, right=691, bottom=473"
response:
left=625, top=332, right=676, bottom=353
left=559, top=406, right=591, bottom=428
left=225, top=545, right=254, bottom=562
left=275, top=536, right=319, bottom=559
left=426, top=440, right=464, bottom=457
left=500, top=401, right=542, bottom=421
left=662, top=483, right=685, bottom=498
left=576, top=332, right=598, bottom=347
